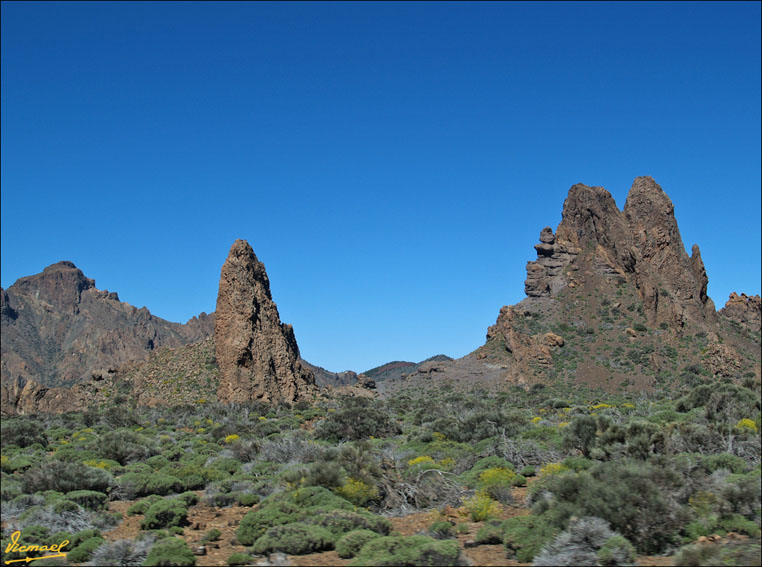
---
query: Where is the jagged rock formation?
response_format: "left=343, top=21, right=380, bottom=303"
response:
left=525, top=227, right=580, bottom=297
left=1, top=261, right=214, bottom=394
left=214, top=240, right=316, bottom=403
left=480, top=177, right=760, bottom=390
left=720, top=293, right=761, bottom=334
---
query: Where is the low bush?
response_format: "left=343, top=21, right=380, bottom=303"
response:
left=315, top=397, right=401, bottom=442
left=502, top=515, right=559, bottom=563
left=251, top=522, right=335, bottom=555
left=306, top=509, right=392, bottom=539
left=22, top=461, right=113, bottom=494
left=335, top=529, right=382, bottom=559
left=127, top=496, right=163, bottom=516
left=200, top=528, right=221, bottom=543
left=140, top=500, right=188, bottom=530
left=474, top=520, right=504, bottom=545
left=142, top=536, right=195, bottom=566
left=67, top=535, right=106, bottom=563
left=64, top=490, right=108, bottom=511
left=464, top=491, right=500, bottom=521
left=99, top=430, right=153, bottom=465
left=427, top=520, right=455, bottom=539
left=226, top=552, right=254, bottom=566
left=532, top=516, right=636, bottom=566
left=350, top=535, right=465, bottom=566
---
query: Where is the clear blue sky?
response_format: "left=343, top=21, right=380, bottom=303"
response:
left=2, top=1, right=760, bottom=372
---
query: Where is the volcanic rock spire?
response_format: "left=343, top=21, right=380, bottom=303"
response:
left=214, top=240, right=316, bottom=403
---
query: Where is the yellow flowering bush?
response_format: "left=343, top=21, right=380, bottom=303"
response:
left=83, top=459, right=115, bottom=470
left=336, top=477, right=379, bottom=506
left=408, top=456, right=436, bottom=467
left=736, top=418, right=758, bottom=434
left=478, top=467, right=516, bottom=503
left=224, top=434, right=240, bottom=444
left=531, top=416, right=542, bottom=424
left=432, top=432, right=447, bottom=441
left=539, top=463, right=568, bottom=477
left=465, top=491, right=501, bottom=521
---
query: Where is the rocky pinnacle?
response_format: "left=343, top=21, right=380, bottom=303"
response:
left=214, top=240, right=316, bottom=403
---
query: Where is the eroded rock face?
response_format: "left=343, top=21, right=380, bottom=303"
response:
left=720, top=293, right=762, bottom=333
left=1, top=261, right=214, bottom=393
left=214, top=240, right=316, bottom=404
left=487, top=176, right=756, bottom=385
left=525, top=227, right=580, bottom=297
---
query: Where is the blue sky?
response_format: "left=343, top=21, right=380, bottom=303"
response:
left=2, top=1, right=760, bottom=372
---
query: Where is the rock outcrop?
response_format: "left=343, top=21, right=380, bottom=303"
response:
left=484, top=176, right=760, bottom=389
left=524, top=227, right=580, bottom=297
left=1, top=261, right=214, bottom=393
left=214, top=240, right=316, bottom=403
left=720, top=293, right=761, bottom=334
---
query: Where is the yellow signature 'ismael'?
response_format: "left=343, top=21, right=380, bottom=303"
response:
left=5, top=530, right=69, bottom=554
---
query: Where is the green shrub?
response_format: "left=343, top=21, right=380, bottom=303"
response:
left=251, top=522, right=335, bottom=555
left=67, top=536, right=106, bottom=563
left=233, top=492, right=259, bottom=507
left=64, top=490, right=108, bottom=511
left=100, top=430, right=152, bottom=465
left=175, top=491, right=200, bottom=507
left=306, top=509, right=392, bottom=538
left=226, top=552, right=254, bottom=566
left=474, top=520, right=504, bottom=545
left=511, top=474, right=527, bottom=487
left=119, top=472, right=185, bottom=498
left=461, top=456, right=514, bottom=487
left=533, top=460, right=687, bottom=554
left=703, top=453, right=747, bottom=474
left=503, top=515, right=559, bottom=563
left=315, top=397, right=401, bottom=442
left=140, top=499, right=189, bottom=530
left=597, top=535, right=637, bottom=566
left=200, top=528, right=221, bottom=543
left=22, top=461, right=113, bottom=493
left=142, top=537, right=195, bottom=566
left=673, top=541, right=762, bottom=567
left=335, top=529, right=382, bottom=559
left=128, top=495, right=163, bottom=516
left=236, top=486, right=357, bottom=545
left=427, top=520, right=455, bottom=539
left=1, top=419, right=48, bottom=448
left=520, top=465, right=536, bottom=477
left=350, top=535, right=465, bottom=566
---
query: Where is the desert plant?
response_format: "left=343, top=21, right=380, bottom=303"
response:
left=142, top=536, right=195, bottom=566
left=474, top=520, right=503, bottom=545
left=427, top=520, right=455, bottom=539
left=502, top=515, right=558, bottom=563
left=335, top=529, right=382, bottom=559
left=350, top=535, right=465, bottom=566
left=67, top=536, right=106, bottom=563
left=22, top=461, right=113, bottom=494
left=533, top=517, right=635, bottom=566
left=140, top=499, right=188, bottom=530
left=64, top=490, right=108, bottom=511
left=251, top=522, right=335, bottom=555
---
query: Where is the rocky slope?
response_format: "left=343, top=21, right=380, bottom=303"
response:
left=1, top=261, right=214, bottom=412
left=384, top=177, right=760, bottom=395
